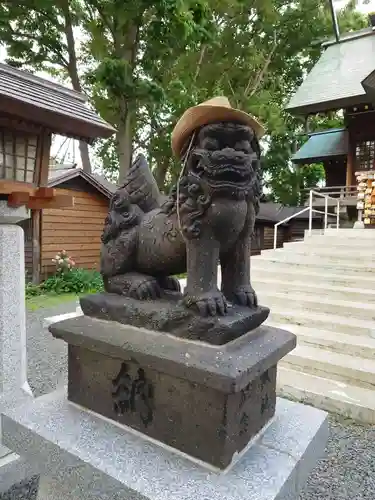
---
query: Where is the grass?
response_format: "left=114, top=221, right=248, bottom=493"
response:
left=26, top=292, right=79, bottom=311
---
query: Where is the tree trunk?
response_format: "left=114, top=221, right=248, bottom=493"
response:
left=61, top=0, right=92, bottom=173
left=117, top=109, right=133, bottom=184
left=154, top=157, right=170, bottom=192
left=78, top=141, right=92, bottom=173
left=115, top=24, right=139, bottom=184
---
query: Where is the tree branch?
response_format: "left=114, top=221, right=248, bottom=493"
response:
left=84, top=0, right=115, bottom=40
left=226, top=74, right=237, bottom=104
left=194, top=44, right=206, bottom=83
left=245, top=31, right=277, bottom=98
left=7, top=26, right=69, bottom=68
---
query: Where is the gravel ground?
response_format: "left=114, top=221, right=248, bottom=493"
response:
left=26, top=300, right=77, bottom=396
left=1, top=302, right=375, bottom=499
left=299, top=414, right=375, bottom=500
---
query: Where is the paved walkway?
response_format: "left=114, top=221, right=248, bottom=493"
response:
left=1, top=300, right=375, bottom=500
left=26, top=300, right=78, bottom=397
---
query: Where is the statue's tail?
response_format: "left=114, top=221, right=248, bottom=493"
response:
left=121, top=154, right=161, bottom=213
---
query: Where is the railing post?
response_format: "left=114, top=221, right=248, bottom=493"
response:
left=324, top=196, right=328, bottom=231
left=336, top=199, right=340, bottom=230
left=274, top=223, right=278, bottom=250
left=308, top=190, right=313, bottom=235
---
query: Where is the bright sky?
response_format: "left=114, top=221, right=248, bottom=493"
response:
left=335, top=0, right=375, bottom=11
left=0, top=0, right=374, bottom=166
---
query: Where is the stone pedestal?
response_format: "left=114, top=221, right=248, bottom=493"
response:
left=0, top=202, right=31, bottom=395
left=354, top=220, right=365, bottom=229
left=49, top=315, right=296, bottom=469
left=0, top=202, right=36, bottom=493
left=1, top=389, right=328, bottom=500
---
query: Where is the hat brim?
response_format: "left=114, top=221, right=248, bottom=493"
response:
left=171, top=104, right=265, bottom=158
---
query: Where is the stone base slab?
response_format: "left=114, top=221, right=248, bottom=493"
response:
left=2, top=389, right=328, bottom=500
left=0, top=391, right=39, bottom=494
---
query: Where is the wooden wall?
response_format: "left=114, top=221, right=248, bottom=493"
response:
left=40, top=187, right=109, bottom=278
left=263, top=224, right=286, bottom=250
left=259, top=219, right=322, bottom=251
left=324, top=159, right=347, bottom=188
left=287, top=219, right=322, bottom=242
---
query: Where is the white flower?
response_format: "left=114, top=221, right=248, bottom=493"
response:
left=58, top=259, right=64, bottom=264
left=55, top=255, right=59, bottom=260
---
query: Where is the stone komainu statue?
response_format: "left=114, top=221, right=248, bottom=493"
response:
left=100, top=97, right=265, bottom=317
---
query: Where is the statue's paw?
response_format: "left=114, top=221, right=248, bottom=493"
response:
left=158, top=276, right=181, bottom=293
left=130, top=278, right=162, bottom=300
left=184, top=290, right=228, bottom=317
left=232, top=285, right=258, bottom=308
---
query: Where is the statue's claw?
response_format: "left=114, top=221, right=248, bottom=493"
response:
left=231, top=286, right=258, bottom=308
left=130, top=279, right=162, bottom=300
left=184, top=290, right=228, bottom=317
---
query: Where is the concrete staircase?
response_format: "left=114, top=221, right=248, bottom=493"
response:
left=252, top=228, right=375, bottom=424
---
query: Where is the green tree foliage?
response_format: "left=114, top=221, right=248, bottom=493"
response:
left=0, top=0, right=93, bottom=172
left=81, top=0, right=212, bottom=182
left=260, top=0, right=367, bottom=205
left=0, top=0, right=368, bottom=201
left=262, top=111, right=345, bottom=206
left=139, top=0, right=367, bottom=197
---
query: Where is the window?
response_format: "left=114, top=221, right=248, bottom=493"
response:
left=0, top=130, right=38, bottom=183
left=356, top=140, right=375, bottom=171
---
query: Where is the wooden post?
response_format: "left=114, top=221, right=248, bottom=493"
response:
left=38, top=131, right=52, bottom=186
left=31, top=130, right=52, bottom=284
left=346, top=134, right=354, bottom=189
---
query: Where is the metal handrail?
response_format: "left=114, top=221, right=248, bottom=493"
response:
left=301, top=185, right=356, bottom=192
left=273, top=189, right=340, bottom=249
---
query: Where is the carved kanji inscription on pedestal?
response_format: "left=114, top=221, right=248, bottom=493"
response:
left=112, top=362, right=154, bottom=427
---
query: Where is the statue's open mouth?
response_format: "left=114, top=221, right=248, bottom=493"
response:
left=191, top=148, right=255, bottom=189
left=207, top=164, right=251, bottom=185
left=197, top=162, right=253, bottom=189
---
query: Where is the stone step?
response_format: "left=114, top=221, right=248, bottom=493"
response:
left=259, top=290, right=375, bottom=321
left=281, top=242, right=375, bottom=260
left=251, top=262, right=375, bottom=289
left=306, top=228, right=375, bottom=239
left=281, top=345, right=375, bottom=390
left=289, top=238, right=369, bottom=249
left=253, top=278, right=375, bottom=303
left=268, top=307, right=375, bottom=338
left=269, top=323, right=375, bottom=359
left=277, top=367, right=375, bottom=424
left=254, top=252, right=375, bottom=274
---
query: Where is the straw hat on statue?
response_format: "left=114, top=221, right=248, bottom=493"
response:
left=171, top=96, right=265, bottom=158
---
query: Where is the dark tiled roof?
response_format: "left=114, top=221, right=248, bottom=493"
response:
left=286, top=29, right=375, bottom=115
left=257, top=202, right=321, bottom=223
left=0, top=63, right=115, bottom=142
left=48, top=168, right=117, bottom=198
left=292, top=128, right=348, bottom=164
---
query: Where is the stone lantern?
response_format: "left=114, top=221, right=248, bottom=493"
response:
left=0, top=62, right=115, bottom=494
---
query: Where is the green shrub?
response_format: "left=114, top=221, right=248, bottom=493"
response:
left=41, top=268, right=104, bottom=295
left=25, top=282, right=43, bottom=298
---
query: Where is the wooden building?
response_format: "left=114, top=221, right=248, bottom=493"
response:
left=22, top=168, right=116, bottom=280
left=0, top=62, right=115, bottom=282
left=286, top=21, right=375, bottom=225
left=255, top=203, right=323, bottom=251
